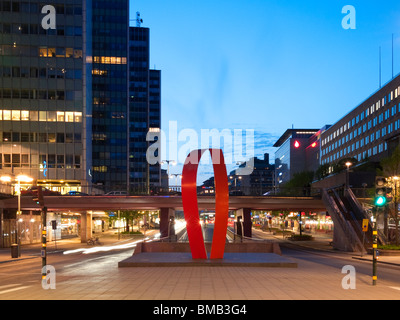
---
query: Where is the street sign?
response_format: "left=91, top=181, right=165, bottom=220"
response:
left=362, top=219, right=369, bottom=232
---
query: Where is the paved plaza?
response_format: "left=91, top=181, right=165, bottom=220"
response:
left=0, top=230, right=399, bottom=301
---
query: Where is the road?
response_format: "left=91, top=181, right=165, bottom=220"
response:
left=0, top=228, right=399, bottom=300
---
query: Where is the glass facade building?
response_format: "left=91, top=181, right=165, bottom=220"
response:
left=0, top=0, right=89, bottom=193
left=129, top=26, right=161, bottom=193
left=91, top=0, right=129, bottom=192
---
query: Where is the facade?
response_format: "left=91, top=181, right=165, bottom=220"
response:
left=229, top=153, right=275, bottom=196
left=274, top=129, right=320, bottom=186
left=90, top=0, right=129, bottom=192
left=0, top=0, right=90, bottom=194
left=0, top=1, right=163, bottom=194
left=128, top=24, right=161, bottom=193
left=320, top=74, right=400, bottom=167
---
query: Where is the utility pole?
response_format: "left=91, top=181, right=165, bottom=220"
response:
left=372, top=206, right=379, bottom=286
left=41, top=206, right=48, bottom=280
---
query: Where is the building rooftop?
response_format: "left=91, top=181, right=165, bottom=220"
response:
left=273, top=129, right=320, bottom=148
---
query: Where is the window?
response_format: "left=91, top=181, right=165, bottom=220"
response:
left=57, top=112, right=65, bottom=122
left=57, top=133, right=65, bottom=143
left=47, top=111, right=56, bottom=122
left=12, top=154, right=20, bottom=167
left=30, top=111, right=38, bottom=121
left=3, top=110, right=11, bottom=120
left=65, top=112, right=74, bottom=122
left=48, top=133, right=56, bottom=143
left=74, top=112, right=82, bottom=122
left=21, top=154, right=29, bottom=167
left=57, top=155, right=64, bottom=168
left=3, top=132, right=11, bottom=142
left=39, top=111, right=46, bottom=121
left=21, top=132, right=29, bottom=142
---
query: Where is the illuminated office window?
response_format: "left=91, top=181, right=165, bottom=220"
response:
left=21, top=110, right=29, bottom=120
left=11, top=110, right=20, bottom=121
left=57, top=111, right=65, bottom=122
left=39, top=47, right=47, bottom=57
left=74, top=112, right=82, bottom=122
left=65, top=112, right=74, bottom=122
left=39, top=111, right=46, bottom=121
left=3, top=110, right=11, bottom=120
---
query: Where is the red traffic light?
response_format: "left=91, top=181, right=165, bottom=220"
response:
left=32, top=186, right=44, bottom=207
left=294, top=141, right=300, bottom=148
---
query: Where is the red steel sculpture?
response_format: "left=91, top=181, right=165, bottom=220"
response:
left=181, top=149, right=229, bottom=260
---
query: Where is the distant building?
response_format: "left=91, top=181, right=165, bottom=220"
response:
left=273, top=129, right=321, bottom=186
left=229, top=153, right=275, bottom=196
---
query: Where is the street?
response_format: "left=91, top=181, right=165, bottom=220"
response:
left=0, top=227, right=400, bottom=300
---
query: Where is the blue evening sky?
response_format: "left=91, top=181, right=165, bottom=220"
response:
left=129, top=0, right=400, bottom=183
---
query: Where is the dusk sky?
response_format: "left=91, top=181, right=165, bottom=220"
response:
left=130, top=0, right=400, bottom=183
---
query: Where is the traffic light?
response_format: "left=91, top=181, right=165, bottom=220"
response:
left=375, top=176, right=391, bottom=206
left=386, top=185, right=394, bottom=204
left=33, top=186, right=44, bottom=207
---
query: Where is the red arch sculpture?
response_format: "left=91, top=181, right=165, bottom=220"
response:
left=181, top=149, right=229, bottom=260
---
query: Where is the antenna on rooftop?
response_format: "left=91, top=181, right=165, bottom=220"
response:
left=136, top=12, right=143, bottom=27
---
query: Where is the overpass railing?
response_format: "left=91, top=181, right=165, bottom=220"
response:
left=101, top=186, right=323, bottom=197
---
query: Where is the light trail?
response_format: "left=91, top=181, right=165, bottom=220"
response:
left=63, top=220, right=186, bottom=255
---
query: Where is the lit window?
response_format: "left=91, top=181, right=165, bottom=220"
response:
left=65, top=112, right=74, bottom=122
left=39, top=47, right=47, bottom=57
left=3, top=110, right=11, bottom=120
left=21, top=110, right=29, bottom=120
left=12, top=110, right=20, bottom=121
left=57, top=111, right=65, bottom=122
left=74, top=112, right=82, bottom=122
left=39, top=111, right=46, bottom=121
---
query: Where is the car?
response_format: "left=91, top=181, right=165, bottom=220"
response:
left=105, top=191, right=128, bottom=196
left=20, top=186, right=61, bottom=196
left=66, top=191, right=88, bottom=196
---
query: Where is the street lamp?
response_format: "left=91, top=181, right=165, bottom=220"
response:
left=345, top=162, right=352, bottom=189
left=162, top=160, right=176, bottom=191
left=229, top=175, right=242, bottom=193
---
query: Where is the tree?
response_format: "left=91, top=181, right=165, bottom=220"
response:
left=315, top=163, right=330, bottom=180
left=119, top=210, right=142, bottom=233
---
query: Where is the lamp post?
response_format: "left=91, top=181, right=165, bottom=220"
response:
left=162, top=160, right=176, bottom=191
left=229, top=175, right=242, bottom=193
left=393, top=176, right=399, bottom=246
left=345, top=162, right=352, bottom=189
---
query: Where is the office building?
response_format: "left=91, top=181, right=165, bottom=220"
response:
left=0, top=0, right=90, bottom=194
left=274, top=129, right=321, bottom=186
left=320, top=74, right=400, bottom=168
left=129, top=22, right=161, bottom=193
left=90, top=0, right=129, bottom=192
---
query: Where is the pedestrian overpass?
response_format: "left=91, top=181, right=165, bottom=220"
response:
left=0, top=195, right=326, bottom=243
